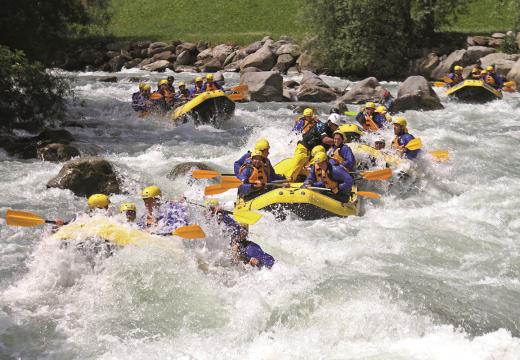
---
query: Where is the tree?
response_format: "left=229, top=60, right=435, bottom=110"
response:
left=303, top=0, right=413, bottom=78
left=0, top=46, right=70, bottom=132
left=411, top=0, right=473, bottom=39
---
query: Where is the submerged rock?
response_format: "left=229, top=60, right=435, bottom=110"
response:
left=168, top=162, right=215, bottom=180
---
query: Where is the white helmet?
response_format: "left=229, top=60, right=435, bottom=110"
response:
left=328, top=113, right=342, bottom=126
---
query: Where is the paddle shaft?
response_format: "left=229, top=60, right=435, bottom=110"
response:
left=185, top=200, right=233, bottom=215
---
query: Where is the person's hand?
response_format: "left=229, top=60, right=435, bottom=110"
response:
left=253, top=180, right=263, bottom=188
left=249, top=257, right=259, bottom=266
left=300, top=183, right=309, bottom=189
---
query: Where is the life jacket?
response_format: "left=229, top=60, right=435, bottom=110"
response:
left=205, top=82, right=219, bottom=92
left=239, top=162, right=268, bottom=187
left=362, top=112, right=380, bottom=132
left=193, top=86, right=203, bottom=95
left=161, top=88, right=175, bottom=103
left=315, top=166, right=339, bottom=193
left=295, top=116, right=316, bottom=135
left=331, top=146, right=345, bottom=167
left=391, top=136, right=400, bottom=150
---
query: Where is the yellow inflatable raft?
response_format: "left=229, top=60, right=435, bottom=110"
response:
left=445, top=80, right=502, bottom=103
left=171, top=90, right=235, bottom=127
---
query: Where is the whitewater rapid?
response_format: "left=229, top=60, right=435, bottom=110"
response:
left=0, top=69, right=519, bottom=359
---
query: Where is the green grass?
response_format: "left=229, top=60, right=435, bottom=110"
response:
left=105, top=0, right=515, bottom=44
left=107, top=0, right=304, bottom=45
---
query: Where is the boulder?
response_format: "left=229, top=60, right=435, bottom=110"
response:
left=79, top=50, right=106, bottom=66
left=152, top=50, right=174, bottom=61
left=275, top=43, right=301, bottom=58
left=237, top=41, right=263, bottom=60
left=492, top=32, right=506, bottom=39
left=337, top=77, right=383, bottom=104
left=300, top=71, right=330, bottom=88
left=465, top=46, right=496, bottom=64
left=223, top=50, right=237, bottom=66
left=240, top=66, right=262, bottom=74
left=223, top=61, right=241, bottom=72
left=488, top=38, right=504, bottom=47
left=517, top=33, right=520, bottom=50
left=108, top=55, right=126, bottom=72
left=480, top=53, right=520, bottom=76
left=35, top=129, right=75, bottom=144
left=201, top=58, right=222, bottom=72
left=273, top=53, right=295, bottom=72
left=176, top=42, right=198, bottom=56
left=96, top=76, right=118, bottom=83
left=240, top=41, right=276, bottom=71
left=212, top=44, right=235, bottom=64
left=36, top=143, right=80, bottom=162
left=197, top=48, right=213, bottom=61
left=296, top=85, right=337, bottom=102
left=138, top=58, right=154, bottom=68
left=141, top=60, right=172, bottom=72
left=271, top=40, right=288, bottom=54
left=414, top=52, right=441, bottom=78
left=120, top=50, right=132, bottom=60
left=213, top=71, right=225, bottom=84
left=506, top=58, right=520, bottom=82
left=46, top=157, right=121, bottom=196
left=106, top=50, right=119, bottom=59
left=392, top=76, right=444, bottom=112
left=148, top=45, right=175, bottom=57
left=466, top=36, right=492, bottom=47
left=431, top=49, right=470, bottom=80
left=125, top=58, right=143, bottom=69
left=168, top=162, right=215, bottom=180
left=283, top=87, right=297, bottom=102
left=287, top=66, right=300, bottom=75
left=175, top=50, right=195, bottom=66
left=240, top=71, right=283, bottom=102
left=283, top=80, right=300, bottom=88
left=149, top=41, right=168, bottom=50
left=106, top=41, right=132, bottom=52
left=197, top=41, right=209, bottom=52
left=134, top=40, right=151, bottom=49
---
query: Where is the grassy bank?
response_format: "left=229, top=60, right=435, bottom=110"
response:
left=106, top=0, right=514, bottom=44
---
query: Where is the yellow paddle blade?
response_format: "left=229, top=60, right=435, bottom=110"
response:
left=221, top=176, right=243, bottom=185
left=429, top=150, right=449, bottom=161
left=5, top=209, right=45, bottom=227
left=227, top=84, right=249, bottom=101
left=441, top=76, right=453, bottom=83
left=204, top=184, right=238, bottom=196
left=360, top=168, right=392, bottom=180
left=405, top=138, right=422, bottom=151
left=344, top=111, right=357, bottom=116
left=433, top=81, right=447, bottom=87
left=232, top=210, right=262, bottom=225
left=172, top=225, right=205, bottom=239
left=356, top=191, right=381, bottom=199
left=192, top=169, right=220, bottom=179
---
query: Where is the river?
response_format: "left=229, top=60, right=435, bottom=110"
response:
left=0, top=70, right=519, bottom=359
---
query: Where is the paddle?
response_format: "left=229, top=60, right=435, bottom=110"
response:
left=304, top=187, right=381, bottom=199
left=204, top=183, right=245, bottom=195
left=344, top=111, right=358, bottom=116
left=192, top=169, right=235, bottom=179
left=172, top=225, right=205, bottom=239
left=358, top=168, right=392, bottom=180
left=503, top=80, right=516, bottom=92
left=185, top=200, right=262, bottom=225
left=227, top=84, right=249, bottom=101
left=5, top=209, right=59, bottom=227
left=429, top=150, right=449, bottom=161
left=405, top=138, right=422, bottom=151
left=433, top=81, right=447, bottom=87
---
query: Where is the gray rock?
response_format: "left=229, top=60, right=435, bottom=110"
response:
left=197, top=48, right=214, bottom=61
left=213, top=71, right=225, bottom=84
left=488, top=38, right=504, bottom=47
left=275, top=43, right=301, bottom=58
left=46, top=157, right=121, bottom=196
left=431, top=49, right=469, bottom=80
left=480, top=53, right=520, bottom=76
left=393, top=76, right=444, bottom=112
left=466, top=46, right=496, bottom=63
left=202, top=58, right=222, bottom=72
left=108, top=55, right=126, bottom=72
left=212, top=44, right=235, bottom=64
left=176, top=42, right=198, bottom=55
left=414, top=52, right=441, bottom=78
left=106, top=50, right=120, bottom=59
left=506, top=58, right=520, bottom=82
left=223, top=50, right=237, bottom=66
left=287, top=66, right=300, bottom=75
left=35, top=128, right=75, bottom=144
left=197, top=41, right=209, bottom=52
left=273, top=53, right=295, bottom=72
left=337, top=77, right=383, bottom=104
left=149, top=42, right=169, bottom=50
left=168, top=162, right=215, bottom=180
left=240, top=66, right=262, bottom=74
left=37, top=143, right=80, bottom=162
left=152, top=50, right=174, bottom=61
left=237, top=41, right=263, bottom=60
left=279, top=35, right=293, bottom=42
left=174, top=65, right=199, bottom=73
left=283, top=87, right=297, bottom=102
left=223, top=61, right=241, bottom=72
left=96, top=76, right=118, bottom=82
left=283, top=80, right=300, bottom=88
left=492, top=32, right=506, bottom=39
left=300, top=71, right=330, bottom=88
left=175, top=50, right=195, bottom=66
left=296, top=85, right=337, bottom=102
left=240, top=71, right=283, bottom=102
left=125, top=58, right=143, bottom=69
left=466, top=36, right=492, bottom=46
left=141, top=60, right=172, bottom=72
left=139, top=58, right=153, bottom=67
left=120, top=50, right=132, bottom=60
left=296, top=51, right=321, bottom=73
left=106, top=41, right=132, bottom=52
left=134, top=40, right=151, bottom=49
left=148, top=45, right=175, bottom=57
left=240, top=41, right=276, bottom=71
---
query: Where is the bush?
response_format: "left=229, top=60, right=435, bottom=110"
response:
left=499, top=34, right=519, bottom=54
left=0, top=46, right=70, bottom=133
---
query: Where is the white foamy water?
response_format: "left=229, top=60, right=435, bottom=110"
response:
left=0, top=70, right=519, bottom=359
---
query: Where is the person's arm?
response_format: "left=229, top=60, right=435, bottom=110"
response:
left=332, top=166, right=353, bottom=195
left=304, top=165, right=317, bottom=185
left=245, top=243, right=275, bottom=268
left=267, top=160, right=285, bottom=181
left=234, top=152, right=251, bottom=176
left=237, top=167, right=254, bottom=196
left=340, top=146, right=356, bottom=172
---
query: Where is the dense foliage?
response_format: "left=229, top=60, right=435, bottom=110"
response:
left=0, top=47, right=70, bottom=132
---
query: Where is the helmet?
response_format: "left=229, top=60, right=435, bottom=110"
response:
left=471, top=68, right=480, bottom=73
left=143, top=84, right=151, bottom=91
left=365, top=102, right=376, bottom=109
left=375, top=137, right=385, bottom=144
left=328, top=113, right=342, bottom=125
left=87, top=194, right=110, bottom=209
left=303, top=108, right=314, bottom=117
left=158, top=79, right=169, bottom=86
left=119, top=202, right=136, bottom=213
left=311, top=145, right=326, bottom=157
left=138, top=83, right=145, bottom=90
left=178, top=81, right=186, bottom=87
left=480, top=69, right=488, bottom=75
left=486, top=65, right=494, bottom=71
left=312, top=152, right=328, bottom=164
left=376, top=105, right=387, bottom=113
left=394, top=117, right=407, bottom=127
left=338, top=124, right=364, bottom=136
left=454, top=65, right=463, bottom=71
left=195, top=76, right=203, bottom=82
left=141, top=185, right=162, bottom=199
left=204, top=199, right=219, bottom=207
left=254, top=139, right=270, bottom=151
left=251, top=150, right=263, bottom=158
left=206, top=73, right=214, bottom=80
left=333, top=130, right=345, bottom=138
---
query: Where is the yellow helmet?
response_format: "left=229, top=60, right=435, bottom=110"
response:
left=204, top=199, right=219, bottom=207
left=119, top=202, right=136, bottom=213
left=394, top=117, right=407, bottom=127
left=312, top=152, right=328, bottom=164
left=254, top=139, right=270, bottom=151
left=480, top=69, right=488, bottom=75
left=251, top=150, right=263, bottom=158
left=303, top=108, right=314, bottom=117
left=454, top=65, right=463, bottom=71
left=141, top=185, right=162, bottom=199
left=87, top=194, right=110, bottom=209
left=338, top=124, right=364, bottom=136
left=143, top=84, right=151, bottom=91
left=138, top=83, right=145, bottom=90
left=178, top=81, right=186, bottom=87
left=195, top=76, right=203, bottom=82
left=471, top=68, right=480, bottom=73
left=333, top=130, right=345, bottom=138
left=158, top=79, right=169, bottom=86
left=486, top=65, right=494, bottom=71
left=206, top=73, right=214, bottom=80
left=365, top=102, right=376, bottom=109
left=376, top=105, right=387, bottom=113
left=311, top=145, right=326, bottom=157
